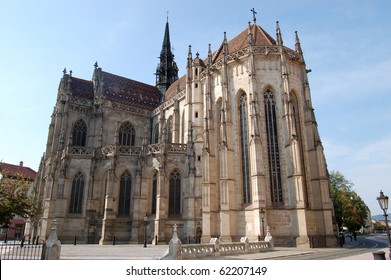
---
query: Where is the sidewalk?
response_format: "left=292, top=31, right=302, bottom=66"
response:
left=59, top=243, right=389, bottom=260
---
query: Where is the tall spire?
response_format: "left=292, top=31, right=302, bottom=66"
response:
left=156, top=17, right=178, bottom=94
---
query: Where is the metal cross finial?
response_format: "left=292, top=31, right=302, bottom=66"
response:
left=251, top=8, right=257, bottom=23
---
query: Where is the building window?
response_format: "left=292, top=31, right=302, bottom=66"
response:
left=239, top=93, right=251, bottom=204
left=169, top=169, right=181, bottom=216
left=118, top=171, right=132, bottom=216
left=118, top=122, right=135, bottom=146
left=69, top=172, right=84, bottom=214
left=151, top=172, right=158, bottom=214
left=264, top=89, right=283, bottom=203
left=72, top=119, right=87, bottom=146
left=153, top=123, right=159, bottom=144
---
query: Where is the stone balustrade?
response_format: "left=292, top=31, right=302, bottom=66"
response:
left=161, top=225, right=274, bottom=260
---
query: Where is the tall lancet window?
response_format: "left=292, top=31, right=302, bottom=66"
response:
left=264, top=89, right=283, bottom=203
left=118, top=171, right=132, bottom=216
left=69, top=172, right=84, bottom=214
left=169, top=169, right=181, bottom=216
left=72, top=119, right=87, bottom=146
left=151, top=172, right=158, bottom=214
left=239, top=93, right=251, bottom=204
left=153, top=123, right=159, bottom=144
left=119, top=122, right=135, bottom=146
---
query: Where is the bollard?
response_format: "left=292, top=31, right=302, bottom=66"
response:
left=74, top=236, right=77, bottom=245
left=372, top=251, right=386, bottom=260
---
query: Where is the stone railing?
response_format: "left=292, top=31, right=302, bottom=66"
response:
left=117, top=146, right=142, bottom=155
left=67, top=146, right=94, bottom=156
left=166, top=143, right=187, bottom=153
left=160, top=225, right=274, bottom=260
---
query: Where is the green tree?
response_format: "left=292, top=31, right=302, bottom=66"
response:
left=329, top=170, right=368, bottom=231
left=0, top=172, right=38, bottom=228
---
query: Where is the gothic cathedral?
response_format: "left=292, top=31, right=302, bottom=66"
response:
left=29, top=17, right=337, bottom=247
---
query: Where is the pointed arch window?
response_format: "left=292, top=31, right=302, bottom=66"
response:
left=69, top=172, right=84, bottom=213
left=118, top=122, right=135, bottom=146
left=153, top=123, right=159, bottom=144
left=151, top=172, right=158, bottom=214
left=264, top=89, right=283, bottom=203
left=169, top=169, right=181, bottom=215
left=118, top=171, right=132, bottom=216
left=239, top=92, right=251, bottom=204
left=72, top=120, right=87, bottom=146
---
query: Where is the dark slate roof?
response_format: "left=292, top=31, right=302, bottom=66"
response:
left=68, top=71, right=162, bottom=111
left=0, top=162, right=37, bottom=181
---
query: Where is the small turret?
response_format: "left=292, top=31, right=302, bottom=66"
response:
left=276, top=21, right=283, bottom=45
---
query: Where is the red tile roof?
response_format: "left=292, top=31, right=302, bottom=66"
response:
left=71, top=77, right=94, bottom=100
left=69, top=71, right=162, bottom=111
left=213, top=23, right=276, bottom=62
left=164, top=75, right=186, bottom=101
left=164, top=24, right=276, bottom=101
left=102, top=71, right=161, bottom=111
left=0, top=162, right=37, bottom=181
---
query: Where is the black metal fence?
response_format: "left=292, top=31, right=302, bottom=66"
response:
left=0, top=239, right=46, bottom=260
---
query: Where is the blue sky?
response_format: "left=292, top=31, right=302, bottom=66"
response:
left=1, top=0, right=390, bottom=215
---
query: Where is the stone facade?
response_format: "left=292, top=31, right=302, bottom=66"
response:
left=28, top=19, right=337, bottom=247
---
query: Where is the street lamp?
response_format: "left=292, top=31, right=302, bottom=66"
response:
left=143, top=213, right=148, bottom=248
left=377, top=190, right=391, bottom=260
left=260, top=208, right=266, bottom=240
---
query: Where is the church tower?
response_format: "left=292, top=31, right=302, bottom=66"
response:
left=155, top=18, right=178, bottom=94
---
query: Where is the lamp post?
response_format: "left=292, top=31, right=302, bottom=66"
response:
left=143, top=213, right=148, bottom=248
left=377, top=190, right=391, bottom=260
left=260, top=208, right=265, bottom=240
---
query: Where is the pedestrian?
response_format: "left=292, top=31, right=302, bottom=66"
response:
left=353, top=231, right=357, bottom=241
left=349, top=232, right=353, bottom=241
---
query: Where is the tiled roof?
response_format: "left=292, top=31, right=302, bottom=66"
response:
left=164, top=24, right=276, bottom=101
left=0, top=162, right=37, bottom=181
left=102, top=71, right=162, bottom=111
left=213, top=24, right=276, bottom=62
left=68, top=71, right=162, bottom=111
left=70, top=77, right=94, bottom=100
left=164, top=75, right=186, bottom=101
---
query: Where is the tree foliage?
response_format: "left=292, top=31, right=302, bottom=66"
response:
left=330, top=170, right=368, bottom=231
left=0, top=172, right=38, bottom=228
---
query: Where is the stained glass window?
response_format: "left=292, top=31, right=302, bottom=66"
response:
left=118, top=171, right=132, bottom=216
left=239, top=93, right=251, bottom=204
left=169, top=169, right=181, bottom=215
left=118, top=122, right=135, bottom=146
left=72, top=120, right=87, bottom=146
left=69, top=172, right=84, bottom=213
left=264, top=89, right=283, bottom=203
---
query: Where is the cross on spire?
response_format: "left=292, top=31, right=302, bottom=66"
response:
left=251, top=8, right=257, bottom=23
